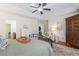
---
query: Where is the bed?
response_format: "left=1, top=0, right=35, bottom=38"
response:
left=0, top=39, right=54, bottom=56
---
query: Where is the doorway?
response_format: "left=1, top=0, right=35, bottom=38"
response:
left=6, top=24, right=11, bottom=39
left=38, top=20, right=48, bottom=36
left=5, top=20, right=16, bottom=39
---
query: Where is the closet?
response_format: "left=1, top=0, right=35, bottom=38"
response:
left=66, top=14, right=79, bottom=48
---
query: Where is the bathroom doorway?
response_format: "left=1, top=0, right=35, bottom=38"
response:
left=38, top=20, right=48, bottom=36
left=6, top=24, right=11, bottom=39
left=5, top=20, right=16, bottom=39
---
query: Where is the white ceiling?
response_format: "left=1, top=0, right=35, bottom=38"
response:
left=0, top=3, right=79, bottom=19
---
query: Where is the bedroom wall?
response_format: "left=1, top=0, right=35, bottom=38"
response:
left=48, top=12, right=79, bottom=42
left=16, top=16, right=38, bottom=38
left=0, top=11, right=38, bottom=38
left=0, top=18, right=5, bottom=37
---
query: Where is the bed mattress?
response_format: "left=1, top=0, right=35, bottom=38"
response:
left=0, top=39, right=54, bottom=56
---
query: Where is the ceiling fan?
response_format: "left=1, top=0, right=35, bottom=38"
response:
left=30, top=3, right=51, bottom=15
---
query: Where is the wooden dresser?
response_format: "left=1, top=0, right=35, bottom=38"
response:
left=66, top=14, right=79, bottom=48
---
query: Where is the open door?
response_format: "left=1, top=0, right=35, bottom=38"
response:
left=6, top=24, right=11, bottom=39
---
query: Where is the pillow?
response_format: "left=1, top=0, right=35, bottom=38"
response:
left=16, top=37, right=31, bottom=43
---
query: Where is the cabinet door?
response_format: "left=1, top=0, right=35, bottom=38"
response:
left=72, top=17, right=79, bottom=47
left=66, top=14, right=79, bottom=48
left=66, top=18, right=73, bottom=44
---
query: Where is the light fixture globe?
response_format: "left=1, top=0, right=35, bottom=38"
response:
left=38, top=8, right=43, bottom=11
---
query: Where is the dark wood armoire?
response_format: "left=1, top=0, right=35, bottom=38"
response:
left=66, top=14, right=79, bottom=48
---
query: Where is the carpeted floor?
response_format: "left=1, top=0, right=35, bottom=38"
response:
left=53, top=43, right=79, bottom=56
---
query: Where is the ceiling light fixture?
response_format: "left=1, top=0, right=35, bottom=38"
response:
left=38, top=8, right=43, bottom=11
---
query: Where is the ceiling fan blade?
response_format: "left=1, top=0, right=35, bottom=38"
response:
left=38, top=3, right=41, bottom=7
left=32, top=10, right=37, bottom=13
left=43, top=8, right=51, bottom=11
left=40, top=11, right=43, bottom=15
left=42, top=3, right=47, bottom=7
left=30, top=6, right=38, bottom=8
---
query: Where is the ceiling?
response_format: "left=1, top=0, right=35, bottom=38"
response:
left=0, top=3, right=79, bottom=19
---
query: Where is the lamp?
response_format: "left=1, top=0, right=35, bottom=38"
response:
left=49, top=22, right=62, bottom=42
left=50, top=24, right=58, bottom=42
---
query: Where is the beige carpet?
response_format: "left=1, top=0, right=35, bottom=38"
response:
left=53, top=43, right=79, bottom=56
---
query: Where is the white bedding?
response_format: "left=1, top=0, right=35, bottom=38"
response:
left=0, top=39, right=54, bottom=56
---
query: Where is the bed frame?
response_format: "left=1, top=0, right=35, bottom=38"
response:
left=29, top=34, right=53, bottom=48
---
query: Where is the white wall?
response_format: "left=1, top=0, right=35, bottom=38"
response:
left=0, top=19, right=5, bottom=37
left=16, top=16, right=38, bottom=38
left=48, top=12, right=79, bottom=42
left=0, top=11, right=38, bottom=38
